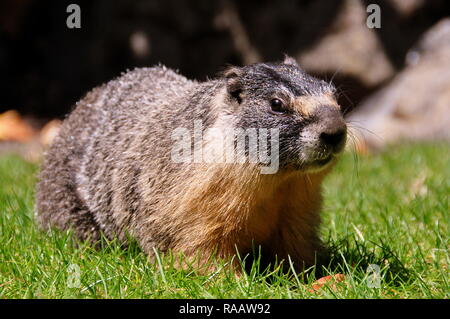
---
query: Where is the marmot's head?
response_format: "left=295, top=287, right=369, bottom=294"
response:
left=222, top=56, right=347, bottom=172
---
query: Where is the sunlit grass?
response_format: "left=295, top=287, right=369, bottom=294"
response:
left=0, top=143, right=448, bottom=298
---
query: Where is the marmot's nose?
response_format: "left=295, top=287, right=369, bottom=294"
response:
left=320, top=128, right=346, bottom=150
left=316, top=106, right=347, bottom=152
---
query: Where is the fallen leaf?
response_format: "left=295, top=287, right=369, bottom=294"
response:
left=0, top=110, right=36, bottom=142
left=309, top=274, right=346, bottom=294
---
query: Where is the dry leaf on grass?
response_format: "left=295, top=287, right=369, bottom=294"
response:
left=308, top=274, right=346, bottom=294
left=0, top=110, right=36, bottom=142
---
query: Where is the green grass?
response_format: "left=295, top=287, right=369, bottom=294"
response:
left=0, top=143, right=448, bottom=298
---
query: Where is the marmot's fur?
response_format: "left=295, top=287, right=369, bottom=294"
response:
left=36, top=56, right=347, bottom=270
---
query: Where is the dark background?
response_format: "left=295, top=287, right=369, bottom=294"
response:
left=1, top=0, right=448, bottom=125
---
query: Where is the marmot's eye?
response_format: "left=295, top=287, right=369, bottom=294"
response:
left=270, top=98, right=286, bottom=114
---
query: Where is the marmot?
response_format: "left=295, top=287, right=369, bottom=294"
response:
left=36, top=56, right=347, bottom=271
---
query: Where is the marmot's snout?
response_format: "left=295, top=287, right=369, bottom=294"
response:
left=315, top=105, right=347, bottom=153
left=297, top=104, right=347, bottom=170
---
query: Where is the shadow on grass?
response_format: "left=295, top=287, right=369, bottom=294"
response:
left=235, top=237, right=412, bottom=287
left=318, top=237, right=412, bottom=286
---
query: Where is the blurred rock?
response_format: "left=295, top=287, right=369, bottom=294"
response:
left=387, top=0, right=425, bottom=17
left=406, top=18, right=450, bottom=66
left=347, top=18, right=450, bottom=151
left=39, top=119, right=61, bottom=146
left=298, top=0, right=395, bottom=87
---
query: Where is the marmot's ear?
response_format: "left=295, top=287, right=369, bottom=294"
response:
left=283, top=55, right=299, bottom=67
left=222, top=66, right=242, bottom=79
left=222, top=66, right=243, bottom=104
